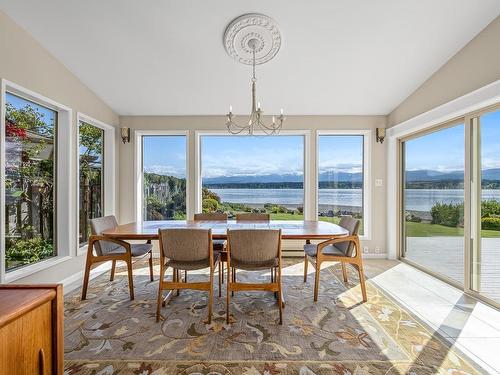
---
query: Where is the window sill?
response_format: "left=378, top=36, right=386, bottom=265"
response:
left=77, top=244, right=89, bottom=256
left=4, top=255, right=73, bottom=283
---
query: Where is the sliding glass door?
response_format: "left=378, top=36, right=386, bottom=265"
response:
left=471, top=108, right=500, bottom=303
left=402, top=122, right=465, bottom=285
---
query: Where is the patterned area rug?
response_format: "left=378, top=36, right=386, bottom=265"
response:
left=64, top=260, right=484, bottom=374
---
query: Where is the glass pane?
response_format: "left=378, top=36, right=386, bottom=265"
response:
left=318, top=135, right=364, bottom=234
left=201, top=136, right=304, bottom=220
left=472, top=109, right=500, bottom=303
left=79, top=122, right=104, bottom=246
left=142, top=135, right=186, bottom=220
left=4, top=92, right=57, bottom=271
left=402, top=124, right=465, bottom=284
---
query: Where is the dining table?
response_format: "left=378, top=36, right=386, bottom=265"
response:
left=101, top=220, right=349, bottom=308
left=101, top=219, right=349, bottom=241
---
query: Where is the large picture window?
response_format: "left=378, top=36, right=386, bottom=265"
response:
left=317, top=135, right=364, bottom=234
left=3, top=92, right=57, bottom=271
left=142, top=135, right=187, bottom=220
left=200, top=135, right=304, bottom=220
left=78, top=121, right=104, bottom=246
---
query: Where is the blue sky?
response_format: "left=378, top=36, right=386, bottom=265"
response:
left=6, top=92, right=56, bottom=127
left=405, top=110, right=499, bottom=171
left=143, top=135, right=187, bottom=177
left=318, top=135, right=363, bottom=174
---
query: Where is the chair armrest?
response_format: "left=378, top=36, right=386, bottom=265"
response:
left=316, top=235, right=359, bottom=255
left=88, top=235, right=132, bottom=254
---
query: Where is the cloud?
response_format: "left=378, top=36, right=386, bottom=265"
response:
left=144, top=164, right=185, bottom=178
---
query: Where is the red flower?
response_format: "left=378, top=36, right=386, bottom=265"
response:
left=6, top=120, right=27, bottom=139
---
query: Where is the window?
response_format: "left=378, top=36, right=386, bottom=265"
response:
left=78, top=121, right=104, bottom=246
left=317, top=134, right=365, bottom=234
left=401, top=123, right=465, bottom=284
left=3, top=92, right=57, bottom=271
left=471, top=108, right=500, bottom=303
left=141, top=135, right=187, bottom=220
left=200, top=135, right=304, bottom=220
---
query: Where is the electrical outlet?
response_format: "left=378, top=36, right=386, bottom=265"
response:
left=375, top=246, right=381, bottom=253
left=375, top=179, right=383, bottom=187
left=363, top=246, right=369, bottom=254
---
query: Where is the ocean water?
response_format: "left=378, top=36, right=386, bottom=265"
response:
left=209, top=188, right=500, bottom=212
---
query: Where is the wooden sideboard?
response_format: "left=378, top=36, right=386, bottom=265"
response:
left=0, top=284, right=63, bottom=375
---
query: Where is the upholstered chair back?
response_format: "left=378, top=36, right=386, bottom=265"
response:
left=228, top=229, right=280, bottom=264
left=337, top=216, right=360, bottom=257
left=90, top=215, right=120, bottom=256
left=159, top=228, right=211, bottom=262
left=235, top=213, right=270, bottom=221
left=194, top=212, right=228, bottom=221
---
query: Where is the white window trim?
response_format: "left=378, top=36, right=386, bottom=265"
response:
left=76, top=113, right=116, bottom=256
left=1, top=79, right=74, bottom=282
left=316, top=130, right=372, bottom=241
left=134, top=130, right=190, bottom=222
left=194, top=130, right=313, bottom=220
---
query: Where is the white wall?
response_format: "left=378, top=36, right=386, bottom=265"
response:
left=119, top=115, right=388, bottom=255
left=0, top=10, right=119, bottom=284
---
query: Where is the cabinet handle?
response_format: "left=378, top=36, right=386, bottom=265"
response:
left=38, top=348, right=45, bottom=375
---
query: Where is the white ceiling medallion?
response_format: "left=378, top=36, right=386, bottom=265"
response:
left=223, top=13, right=281, bottom=65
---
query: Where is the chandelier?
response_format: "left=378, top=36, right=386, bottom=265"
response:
left=223, top=14, right=284, bottom=135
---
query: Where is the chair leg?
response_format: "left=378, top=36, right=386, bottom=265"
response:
left=303, top=256, right=308, bottom=282
left=341, top=262, right=348, bottom=283
left=221, top=260, right=224, bottom=284
left=149, top=251, right=154, bottom=282
left=277, top=267, right=283, bottom=325
left=184, top=270, right=187, bottom=282
left=110, top=260, right=116, bottom=281
left=231, top=268, right=235, bottom=297
left=356, top=263, right=368, bottom=302
left=226, top=266, right=231, bottom=324
left=314, top=260, right=321, bottom=302
left=175, top=269, right=180, bottom=296
left=156, top=266, right=165, bottom=322
left=208, top=267, right=214, bottom=324
left=218, top=261, right=222, bottom=298
left=81, top=258, right=92, bottom=300
left=126, top=257, right=135, bottom=300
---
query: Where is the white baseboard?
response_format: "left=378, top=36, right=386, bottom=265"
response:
left=61, top=262, right=112, bottom=295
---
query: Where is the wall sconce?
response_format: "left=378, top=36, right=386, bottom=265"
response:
left=120, top=127, right=130, bottom=144
left=376, top=128, right=386, bottom=144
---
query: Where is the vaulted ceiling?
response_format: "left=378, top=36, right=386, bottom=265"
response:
left=1, top=0, right=499, bottom=115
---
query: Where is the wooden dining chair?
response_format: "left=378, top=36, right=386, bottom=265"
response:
left=81, top=215, right=154, bottom=301
left=226, top=229, right=283, bottom=324
left=156, top=228, right=220, bottom=323
left=303, top=216, right=367, bottom=302
left=194, top=213, right=227, bottom=295
left=235, top=213, right=270, bottom=221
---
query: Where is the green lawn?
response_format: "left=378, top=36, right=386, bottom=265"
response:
left=405, top=221, right=500, bottom=238
left=269, top=213, right=304, bottom=220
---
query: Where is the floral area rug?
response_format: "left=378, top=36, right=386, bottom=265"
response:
left=64, top=260, right=485, bottom=374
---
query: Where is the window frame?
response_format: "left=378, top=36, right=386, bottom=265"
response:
left=194, top=130, right=312, bottom=220
left=316, top=130, right=372, bottom=241
left=134, top=130, right=190, bottom=222
left=76, top=112, right=116, bottom=255
left=1, top=79, right=74, bottom=282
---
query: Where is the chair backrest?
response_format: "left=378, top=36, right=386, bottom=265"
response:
left=159, top=228, right=211, bottom=262
left=90, top=215, right=120, bottom=256
left=336, top=216, right=360, bottom=257
left=235, top=213, right=270, bottom=221
left=228, top=229, right=281, bottom=265
left=194, top=212, right=228, bottom=221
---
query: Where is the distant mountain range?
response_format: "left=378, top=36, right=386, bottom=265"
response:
left=203, top=168, right=500, bottom=184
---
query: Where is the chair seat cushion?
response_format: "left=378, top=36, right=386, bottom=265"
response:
left=108, top=243, right=153, bottom=257
left=304, top=243, right=345, bottom=257
left=231, top=257, right=278, bottom=271
left=167, top=253, right=220, bottom=271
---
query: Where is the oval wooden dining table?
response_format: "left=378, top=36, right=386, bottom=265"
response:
left=101, top=219, right=349, bottom=241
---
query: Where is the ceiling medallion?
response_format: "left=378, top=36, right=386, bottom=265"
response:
left=224, top=13, right=284, bottom=135
left=223, top=13, right=281, bottom=65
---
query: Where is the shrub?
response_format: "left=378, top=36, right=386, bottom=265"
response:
left=202, top=198, right=219, bottom=213
left=481, top=200, right=500, bottom=218
left=481, top=217, right=500, bottom=231
left=6, top=237, right=54, bottom=266
left=430, top=202, right=464, bottom=227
